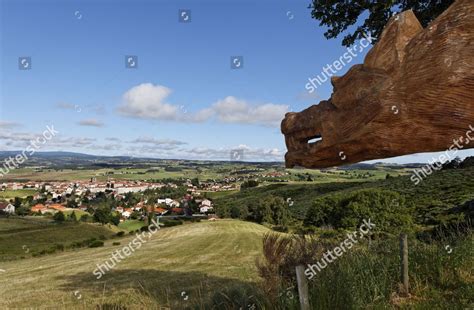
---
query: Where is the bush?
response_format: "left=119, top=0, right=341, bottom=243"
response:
left=88, top=240, right=104, bottom=248
left=208, top=284, right=263, bottom=309
left=256, top=226, right=473, bottom=309
left=240, top=180, right=259, bottom=190
left=112, top=242, right=121, bottom=246
left=53, top=243, right=64, bottom=251
left=304, top=189, right=413, bottom=234
left=53, top=211, right=66, bottom=222
left=80, top=214, right=89, bottom=222
left=116, top=231, right=125, bottom=237
left=162, top=219, right=183, bottom=227
left=272, top=225, right=288, bottom=233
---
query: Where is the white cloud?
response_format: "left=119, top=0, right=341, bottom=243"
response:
left=0, top=121, right=20, bottom=129
left=130, top=137, right=187, bottom=147
left=117, top=84, right=289, bottom=127
left=78, top=119, right=104, bottom=127
left=210, top=96, right=289, bottom=127
left=118, top=83, right=180, bottom=120
left=56, top=102, right=75, bottom=110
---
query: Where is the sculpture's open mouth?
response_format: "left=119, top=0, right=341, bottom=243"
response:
left=281, top=108, right=330, bottom=168
left=281, top=99, right=334, bottom=157
left=281, top=110, right=324, bottom=153
left=285, top=130, right=323, bottom=153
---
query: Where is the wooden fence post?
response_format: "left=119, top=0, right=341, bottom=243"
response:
left=295, top=265, right=310, bottom=310
left=399, top=233, right=409, bottom=295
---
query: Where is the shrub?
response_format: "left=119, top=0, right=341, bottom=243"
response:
left=88, top=240, right=104, bottom=248
left=304, top=189, right=413, bottom=234
left=53, top=211, right=66, bottom=222
left=241, top=180, right=259, bottom=190
left=208, top=284, right=264, bottom=309
left=112, top=242, right=121, bottom=246
left=162, top=220, right=183, bottom=227
left=53, top=243, right=64, bottom=251
left=80, top=214, right=89, bottom=222
left=116, top=231, right=125, bottom=237
left=272, top=225, right=288, bottom=233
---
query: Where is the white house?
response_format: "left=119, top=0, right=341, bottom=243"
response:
left=201, top=199, right=212, bottom=207
left=157, top=198, right=180, bottom=207
left=0, top=203, right=15, bottom=214
left=200, top=205, right=213, bottom=213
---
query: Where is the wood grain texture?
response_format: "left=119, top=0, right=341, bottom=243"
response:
left=281, top=0, right=474, bottom=168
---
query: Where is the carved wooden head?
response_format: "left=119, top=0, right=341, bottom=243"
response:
left=281, top=0, right=474, bottom=168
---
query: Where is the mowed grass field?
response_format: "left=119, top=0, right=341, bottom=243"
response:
left=0, top=220, right=269, bottom=309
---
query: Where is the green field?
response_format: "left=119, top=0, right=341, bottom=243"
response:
left=0, top=219, right=269, bottom=309
left=1, top=164, right=407, bottom=184
left=0, top=217, right=119, bottom=261
left=2, top=167, right=224, bottom=182
left=0, top=189, right=37, bottom=199
left=117, top=219, right=146, bottom=232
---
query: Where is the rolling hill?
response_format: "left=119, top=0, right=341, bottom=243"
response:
left=0, top=220, right=269, bottom=309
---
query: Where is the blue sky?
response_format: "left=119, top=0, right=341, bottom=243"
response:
left=1, top=0, right=472, bottom=163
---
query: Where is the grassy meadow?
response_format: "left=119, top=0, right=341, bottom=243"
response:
left=0, top=189, right=38, bottom=199
left=0, top=217, right=119, bottom=261
left=0, top=219, right=269, bottom=309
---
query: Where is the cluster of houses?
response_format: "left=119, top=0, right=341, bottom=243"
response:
left=0, top=176, right=215, bottom=221
left=30, top=203, right=67, bottom=214
left=24, top=197, right=213, bottom=221
left=1, top=179, right=172, bottom=199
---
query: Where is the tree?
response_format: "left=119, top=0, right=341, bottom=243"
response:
left=93, top=208, right=110, bottom=224
left=304, top=189, right=413, bottom=234
left=110, top=212, right=121, bottom=226
left=442, top=157, right=462, bottom=170
left=239, top=205, right=249, bottom=220
left=253, top=196, right=290, bottom=226
left=67, top=199, right=78, bottom=209
left=80, top=214, right=89, bottom=222
left=309, top=0, right=454, bottom=47
left=13, top=197, right=22, bottom=208
left=240, top=180, right=259, bottom=191
left=53, top=211, right=66, bottom=222
left=16, top=206, right=29, bottom=216
left=230, top=206, right=241, bottom=219
left=68, top=211, right=77, bottom=222
left=191, top=177, right=200, bottom=187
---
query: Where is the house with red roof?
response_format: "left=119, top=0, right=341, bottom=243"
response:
left=48, top=204, right=66, bottom=211
left=31, top=204, right=47, bottom=214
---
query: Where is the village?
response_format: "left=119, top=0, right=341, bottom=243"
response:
left=0, top=177, right=217, bottom=222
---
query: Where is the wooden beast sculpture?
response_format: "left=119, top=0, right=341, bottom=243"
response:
left=281, top=0, right=474, bottom=168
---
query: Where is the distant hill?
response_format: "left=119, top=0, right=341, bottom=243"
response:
left=0, top=151, right=429, bottom=169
